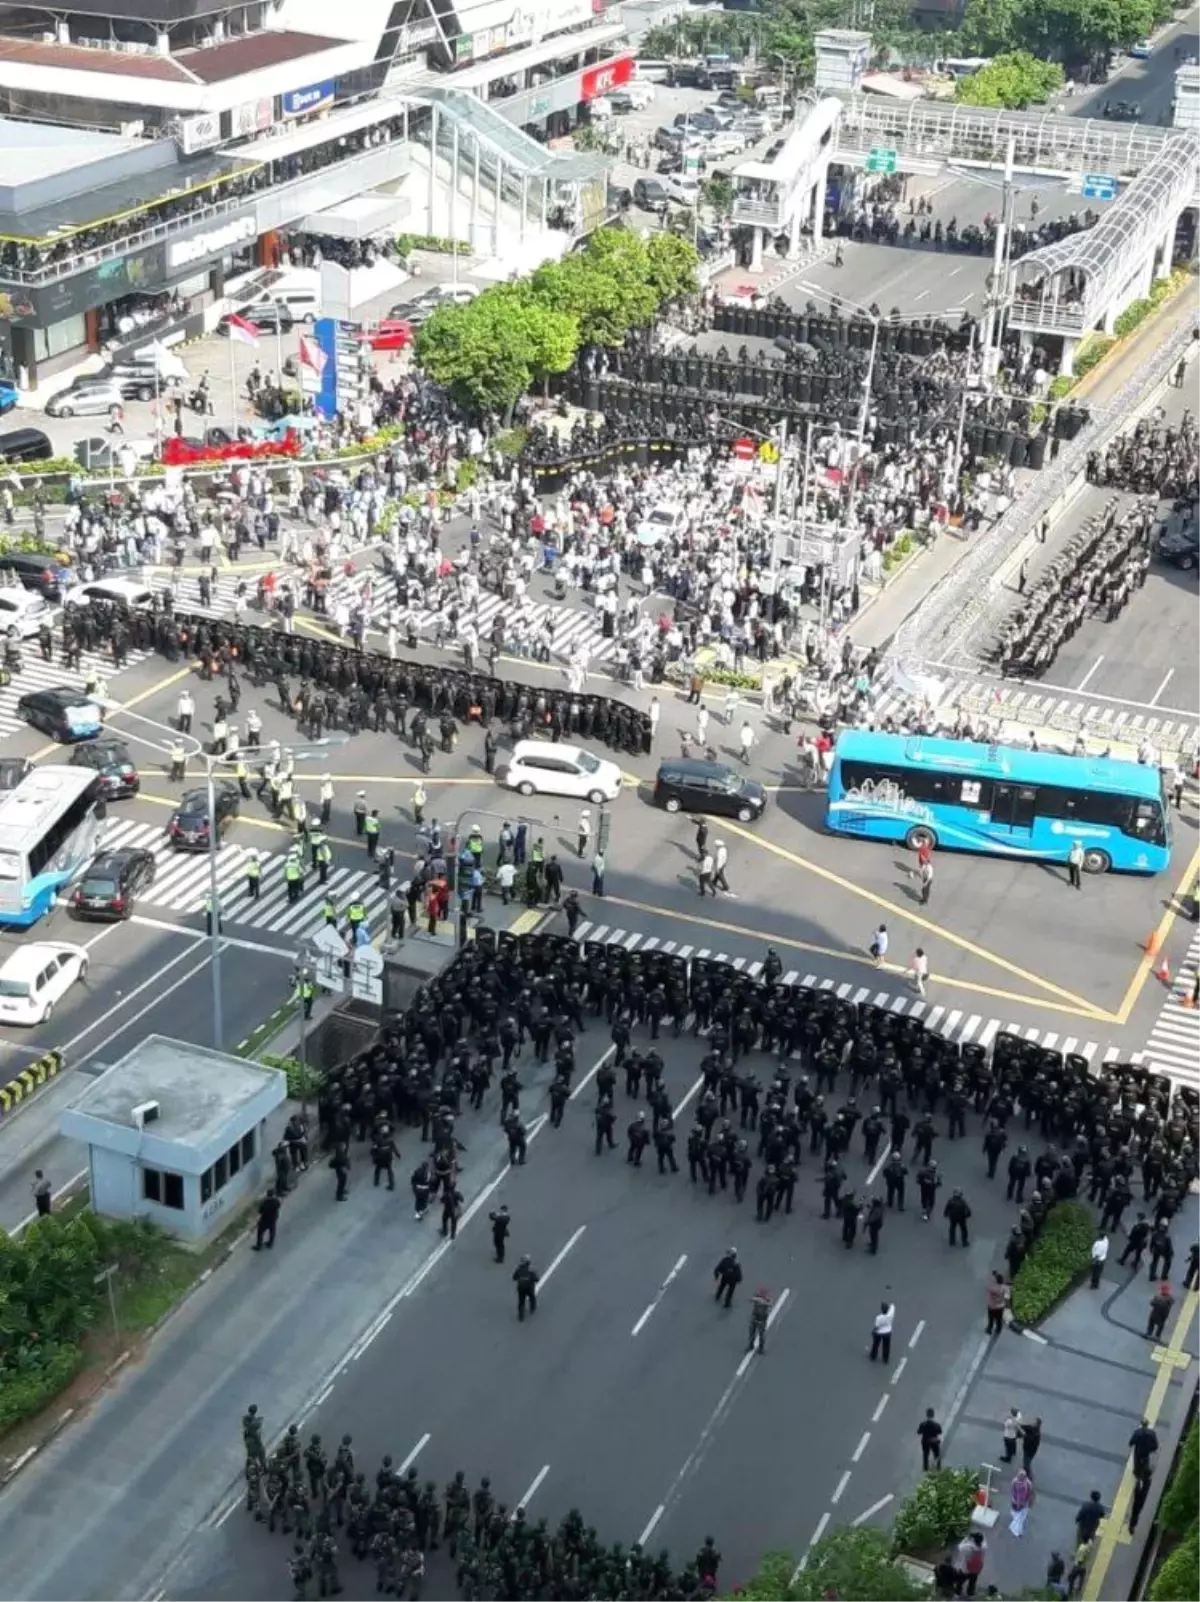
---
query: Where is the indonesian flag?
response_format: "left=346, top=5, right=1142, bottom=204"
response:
left=298, top=334, right=327, bottom=376
left=225, top=312, right=261, bottom=347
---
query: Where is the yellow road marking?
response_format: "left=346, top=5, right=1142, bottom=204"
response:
left=719, top=820, right=1111, bottom=1020
left=1082, top=1289, right=1197, bottom=1598
left=588, top=892, right=1110, bottom=1021
left=1112, top=843, right=1200, bottom=1026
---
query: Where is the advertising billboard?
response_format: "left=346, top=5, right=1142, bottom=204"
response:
left=580, top=53, right=633, bottom=99
left=282, top=80, right=334, bottom=118
left=176, top=111, right=221, bottom=154
left=231, top=98, right=274, bottom=139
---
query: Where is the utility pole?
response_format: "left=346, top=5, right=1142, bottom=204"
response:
left=769, top=414, right=788, bottom=597
left=981, top=134, right=1015, bottom=376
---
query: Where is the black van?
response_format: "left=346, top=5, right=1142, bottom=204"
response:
left=0, top=548, right=69, bottom=601
left=0, top=427, right=53, bottom=464
left=653, top=758, right=767, bottom=823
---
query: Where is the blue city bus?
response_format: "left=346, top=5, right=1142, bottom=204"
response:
left=825, top=731, right=1171, bottom=875
left=0, top=766, right=107, bottom=927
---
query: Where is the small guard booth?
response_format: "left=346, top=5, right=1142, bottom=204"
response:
left=59, top=1034, right=285, bottom=1244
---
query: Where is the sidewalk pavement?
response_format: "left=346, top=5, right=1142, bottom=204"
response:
left=941, top=1273, right=1198, bottom=1600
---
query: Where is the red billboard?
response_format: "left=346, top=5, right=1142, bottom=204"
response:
left=581, top=54, right=634, bottom=100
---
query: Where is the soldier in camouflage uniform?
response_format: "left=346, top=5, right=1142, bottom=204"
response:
left=287, top=1541, right=312, bottom=1600
left=303, top=1435, right=327, bottom=1501
left=244, top=1455, right=265, bottom=1520
left=444, top=1470, right=470, bottom=1556
left=242, top=1404, right=266, bottom=1466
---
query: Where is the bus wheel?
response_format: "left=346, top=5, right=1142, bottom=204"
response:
left=905, top=825, right=937, bottom=853
left=1082, top=848, right=1111, bottom=874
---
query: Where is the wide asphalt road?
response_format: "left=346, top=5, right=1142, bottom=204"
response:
left=167, top=1015, right=1034, bottom=1602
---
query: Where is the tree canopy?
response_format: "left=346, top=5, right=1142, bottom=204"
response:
left=957, top=0, right=1169, bottom=70
left=414, top=228, right=698, bottom=417
left=955, top=50, right=1065, bottom=106
left=732, top=1534, right=927, bottom=1602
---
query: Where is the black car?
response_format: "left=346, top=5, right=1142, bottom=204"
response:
left=16, top=686, right=103, bottom=742
left=71, top=847, right=156, bottom=920
left=653, top=757, right=767, bottom=823
left=0, top=549, right=70, bottom=601
left=0, top=427, right=53, bottom=464
left=69, top=738, right=140, bottom=798
left=167, top=781, right=240, bottom=850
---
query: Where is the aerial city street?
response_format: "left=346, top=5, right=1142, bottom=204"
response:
left=0, top=0, right=1196, bottom=1599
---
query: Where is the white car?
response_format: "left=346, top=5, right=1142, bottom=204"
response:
left=504, top=741, right=623, bottom=804
left=65, top=577, right=155, bottom=612
left=422, top=284, right=479, bottom=307
left=643, top=501, right=687, bottom=539
left=0, top=942, right=88, bottom=1025
left=0, top=588, right=57, bottom=640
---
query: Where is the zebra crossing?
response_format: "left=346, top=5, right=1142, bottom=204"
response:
left=92, top=817, right=392, bottom=945
left=1141, top=930, right=1200, bottom=1093
left=321, top=572, right=620, bottom=666
left=874, top=677, right=1200, bottom=762
left=569, top=919, right=1133, bottom=1070
left=0, top=646, right=152, bottom=740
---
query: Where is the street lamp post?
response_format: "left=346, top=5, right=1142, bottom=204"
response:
left=100, top=699, right=345, bottom=1048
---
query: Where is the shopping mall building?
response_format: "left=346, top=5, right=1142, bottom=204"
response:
left=0, top=0, right=632, bottom=390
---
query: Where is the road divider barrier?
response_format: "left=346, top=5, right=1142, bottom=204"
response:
left=0, top=1049, right=66, bottom=1117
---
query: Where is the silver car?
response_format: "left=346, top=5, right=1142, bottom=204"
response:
left=45, top=378, right=125, bottom=419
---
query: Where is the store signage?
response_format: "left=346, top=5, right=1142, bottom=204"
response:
left=580, top=54, right=633, bottom=100
left=397, top=19, right=439, bottom=52
left=166, top=214, right=256, bottom=271
left=176, top=112, right=220, bottom=155
left=231, top=97, right=274, bottom=138
left=282, top=79, right=334, bottom=118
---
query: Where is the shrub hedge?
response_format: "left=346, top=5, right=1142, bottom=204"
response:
left=1010, top=1199, right=1094, bottom=1325
left=1152, top=1527, right=1199, bottom=1602
left=0, top=1341, right=86, bottom=1433
left=890, top=1467, right=978, bottom=1556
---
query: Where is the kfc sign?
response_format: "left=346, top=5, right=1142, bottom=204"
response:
left=580, top=54, right=633, bottom=100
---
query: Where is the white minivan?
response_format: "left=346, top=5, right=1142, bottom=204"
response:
left=504, top=741, right=623, bottom=804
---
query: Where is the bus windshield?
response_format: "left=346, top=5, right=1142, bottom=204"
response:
left=825, top=731, right=1170, bottom=876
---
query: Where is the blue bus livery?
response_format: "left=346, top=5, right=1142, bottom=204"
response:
left=0, top=766, right=107, bottom=927
left=825, top=731, right=1170, bottom=875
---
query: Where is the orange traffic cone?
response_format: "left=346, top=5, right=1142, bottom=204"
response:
left=1144, top=930, right=1161, bottom=956
left=1157, top=956, right=1171, bottom=985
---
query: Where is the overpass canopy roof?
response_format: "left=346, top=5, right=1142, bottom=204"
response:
left=1016, top=133, right=1200, bottom=285
left=734, top=95, right=840, bottom=185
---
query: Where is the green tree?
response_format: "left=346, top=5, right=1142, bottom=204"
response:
left=1152, top=1527, right=1199, bottom=1602
left=956, top=50, right=1064, bottom=106
left=531, top=244, right=657, bottom=347
left=702, top=174, right=735, bottom=220
left=734, top=1533, right=926, bottom=1602
left=957, top=0, right=1028, bottom=56
left=415, top=290, right=577, bottom=418
left=645, top=232, right=700, bottom=302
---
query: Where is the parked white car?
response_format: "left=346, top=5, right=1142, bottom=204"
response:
left=0, top=588, right=57, bottom=640
left=65, top=577, right=155, bottom=612
left=504, top=741, right=623, bottom=804
left=0, top=942, right=89, bottom=1025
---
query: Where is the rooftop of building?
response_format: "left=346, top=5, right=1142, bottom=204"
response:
left=0, top=26, right=349, bottom=84
left=0, top=115, right=148, bottom=182
left=66, top=1034, right=283, bottom=1150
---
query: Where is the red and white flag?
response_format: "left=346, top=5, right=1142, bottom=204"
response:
left=225, top=312, right=261, bottom=347
left=298, top=334, right=327, bottom=376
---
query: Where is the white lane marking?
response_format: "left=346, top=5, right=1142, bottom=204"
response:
left=638, top=1505, right=665, bottom=1547
left=673, top=1073, right=704, bottom=1119
left=352, top=1310, right=392, bottom=1357
left=569, top=1044, right=614, bottom=1102
left=831, top=1470, right=852, bottom=1504
left=891, top=1357, right=907, bottom=1384
left=851, top=1431, right=870, bottom=1463
left=1021, top=1327, right=1050, bottom=1346
left=657, top=1287, right=793, bottom=1527
left=1151, top=668, right=1174, bottom=705
left=909, top=1319, right=926, bottom=1349
left=852, top=1493, right=894, bottom=1527
left=397, top=1434, right=430, bottom=1476
left=1077, top=655, right=1105, bottom=692
left=127, top=913, right=297, bottom=959
left=631, top=1253, right=688, bottom=1337
left=872, top=1393, right=890, bottom=1423
left=866, top=1143, right=891, bottom=1187
left=82, top=923, right=122, bottom=952
left=943, top=1333, right=992, bottom=1436
left=515, top=1464, right=551, bottom=1512
left=540, top=1225, right=587, bottom=1288
left=57, top=938, right=212, bottom=1061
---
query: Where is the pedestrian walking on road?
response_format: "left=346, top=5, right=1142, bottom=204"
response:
left=1021, top=1417, right=1043, bottom=1476
left=1068, top=838, right=1085, bottom=889
left=576, top=807, right=592, bottom=859
left=917, top=858, right=934, bottom=905
left=1147, top=1281, right=1174, bottom=1340
left=489, top=1205, right=510, bottom=1263
left=738, top=721, right=755, bottom=763
left=698, top=851, right=716, bottom=896
left=870, top=924, right=888, bottom=966
left=1184, top=1241, right=1199, bottom=1291
left=694, top=818, right=708, bottom=860
left=713, top=840, right=731, bottom=893
left=253, top=1188, right=280, bottom=1250
left=1090, top=1230, right=1109, bottom=1287
left=590, top=849, right=606, bottom=897
left=908, top=946, right=929, bottom=996
left=956, top=1532, right=987, bottom=1597
left=986, top=1271, right=1010, bottom=1334
left=869, top=1299, right=894, bottom=1362
left=745, top=1287, right=770, bottom=1354
left=514, top=1255, right=539, bottom=1321
left=1008, top=1469, right=1034, bottom=1538
left=713, top=1247, right=742, bottom=1308
left=31, top=1170, right=52, bottom=1217
left=1002, top=1407, right=1024, bottom=1462
left=918, top=1408, right=943, bottom=1471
